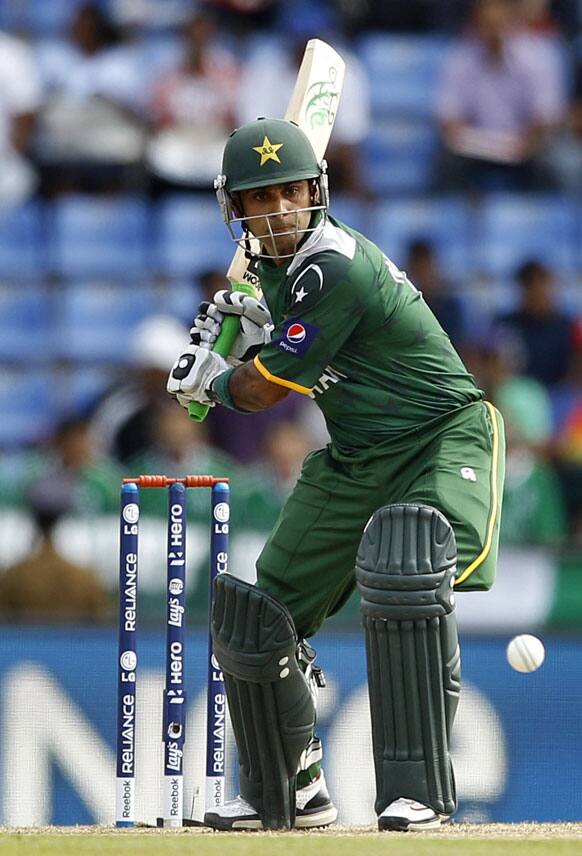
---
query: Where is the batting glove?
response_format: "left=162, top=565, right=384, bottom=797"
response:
left=167, top=344, right=229, bottom=407
left=189, top=290, right=273, bottom=363
left=190, top=301, right=224, bottom=349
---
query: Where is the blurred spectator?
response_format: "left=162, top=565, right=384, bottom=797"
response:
left=542, top=61, right=582, bottom=194
left=551, top=319, right=582, bottom=453
left=0, top=30, right=41, bottom=207
left=108, top=0, right=194, bottom=30
left=550, top=319, right=582, bottom=544
left=232, top=420, right=318, bottom=532
left=434, top=0, right=566, bottom=192
left=494, top=260, right=573, bottom=386
left=35, top=3, right=145, bottom=194
left=404, top=239, right=466, bottom=347
left=199, top=268, right=230, bottom=303
left=262, top=420, right=314, bottom=500
left=89, top=314, right=190, bottom=464
left=330, top=0, right=459, bottom=34
left=517, top=0, right=580, bottom=37
left=499, top=416, right=567, bottom=546
left=126, top=401, right=237, bottom=517
left=145, top=11, right=239, bottom=193
left=0, top=418, right=121, bottom=514
left=206, top=0, right=279, bottom=34
left=235, top=26, right=371, bottom=196
left=207, top=393, right=326, bottom=465
left=0, top=476, right=111, bottom=622
left=472, top=332, right=567, bottom=546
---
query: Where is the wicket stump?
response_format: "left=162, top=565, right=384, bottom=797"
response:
left=115, top=475, right=230, bottom=828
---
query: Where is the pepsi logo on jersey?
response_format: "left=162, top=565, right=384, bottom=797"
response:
left=286, top=323, right=307, bottom=343
left=277, top=318, right=319, bottom=358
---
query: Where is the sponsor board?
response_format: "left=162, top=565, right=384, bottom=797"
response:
left=0, top=629, right=581, bottom=825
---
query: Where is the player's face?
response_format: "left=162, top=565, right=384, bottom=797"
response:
left=239, top=181, right=313, bottom=263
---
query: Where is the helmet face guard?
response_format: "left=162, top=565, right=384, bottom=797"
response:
left=215, top=117, right=330, bottom=259
left=215, top=168, right=329, bottom=259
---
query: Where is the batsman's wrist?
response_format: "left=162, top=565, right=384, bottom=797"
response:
left=209, top=368, right=250, bottom=413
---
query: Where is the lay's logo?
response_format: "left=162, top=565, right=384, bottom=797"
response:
left=277, top=319, right=319, bottom=358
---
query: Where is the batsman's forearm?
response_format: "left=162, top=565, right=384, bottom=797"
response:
left=228, top=361, right=289, bottom=411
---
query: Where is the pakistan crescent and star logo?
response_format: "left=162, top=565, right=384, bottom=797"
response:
left=253, top=136, right=284, bottom=166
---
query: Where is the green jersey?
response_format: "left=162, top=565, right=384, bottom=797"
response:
left=254, top=216, right=483, bottom=459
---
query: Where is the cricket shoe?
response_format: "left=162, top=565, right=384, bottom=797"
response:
left=378, top=798, right=453, bottom=832
left=203, top=771, right=337, bottom=830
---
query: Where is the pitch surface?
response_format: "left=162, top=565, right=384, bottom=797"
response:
left=1, top=825, right=582, bottom=854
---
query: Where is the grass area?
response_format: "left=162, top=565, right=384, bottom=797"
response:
left=2, top=831, right=582, bottom=856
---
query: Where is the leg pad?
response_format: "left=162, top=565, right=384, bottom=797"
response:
left=356, top=505, right=460, bottom=816
left=212, top=574, right=315, bottom=829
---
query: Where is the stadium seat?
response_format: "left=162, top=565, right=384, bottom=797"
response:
left=55, top=365, right=117, bottom=416
left=16, top=0, right=96, bottom=33
left=53, top=281, right=156, bottom=362
left=154, top=196, right=233, bottom=276
left=357, top=34, right=450, bottom=120
left=49, top=195, right=149, bottom=277
left=329, top=196, right=370, bottom=234
left=0, top=202, right=44, bottom=276
left=0, top=369, right=55, bottom=447
left=160, top=279, right=201, bottom=325
left=363, top=120, right=438, bottom=196
left=369, top=197, right=471, bottom=279
left=0, top=284, right=51, bottom=362
left=474, top=195, right=578, bottom=278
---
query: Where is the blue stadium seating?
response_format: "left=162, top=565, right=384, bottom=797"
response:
left=15, top=0, right=101, bottom=33
left=49, top=196, right=149, bottom=277
left=0, top=369, right=55, bottom=447
left=160, top=279, right=201, bottom=325
left=357, top=34, right=450, bottom=120
left=154, top=196, right=233, bottom=276
left=329, top=196, right=370, bottom=234
left=0, top=202, right=44, bottom=276
left=473, top=195, right=579, bottom=278
left=369, top=197, right=471, bottom=278
left=56, top=365, right=117, bottom=416
left=53, top=281, right=156, bottom=362
left=363, top=120, right=439, bottom=195
left=0, top=285, right=51, bottom=362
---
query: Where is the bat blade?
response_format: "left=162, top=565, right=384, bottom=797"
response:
left=284, top=38, right=346, bottom=160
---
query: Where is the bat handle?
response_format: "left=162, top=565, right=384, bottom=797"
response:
left=188, top=282, right=260, bottom=423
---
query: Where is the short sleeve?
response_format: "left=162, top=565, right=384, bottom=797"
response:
left=0, top=36, right=41, bottom=114
left=254, top=254, right=366, bottom=394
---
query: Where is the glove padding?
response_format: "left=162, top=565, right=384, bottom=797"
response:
left=190, top=289, right=273, bottom=363
left=190, top=301, right=224, bottom=349
left=167, top=344, right=229, bottom=408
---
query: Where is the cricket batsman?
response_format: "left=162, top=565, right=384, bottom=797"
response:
left=167, top=118, right=506, bottom=831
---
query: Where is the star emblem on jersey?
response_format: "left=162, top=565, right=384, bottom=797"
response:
left=294, top=286, right=308, bottom=303
left=252, top=136, right=284, bottom=166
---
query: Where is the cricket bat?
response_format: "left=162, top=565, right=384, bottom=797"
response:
left=188, top=38, right=345, bottom=422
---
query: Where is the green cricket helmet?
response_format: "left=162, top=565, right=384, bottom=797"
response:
left=223, top=117, right=321, bottom=191
left=214, top=117, right=329, bottom=259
